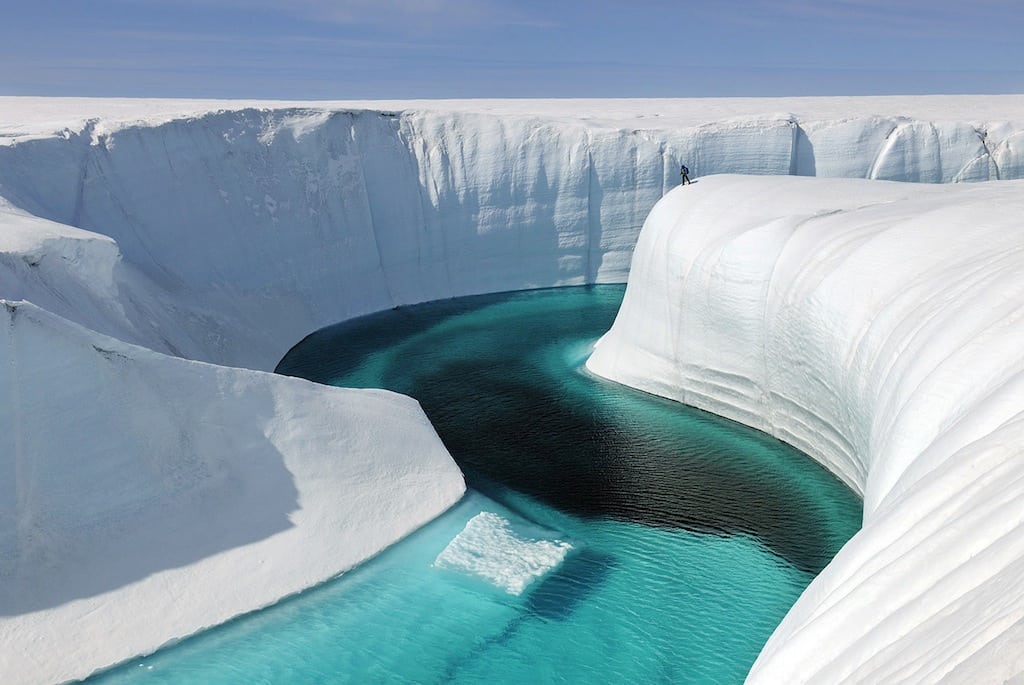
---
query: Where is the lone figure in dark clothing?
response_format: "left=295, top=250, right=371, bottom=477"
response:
left=680, top=164, right=691, bottom=185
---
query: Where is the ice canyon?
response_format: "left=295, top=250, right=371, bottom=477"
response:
left=1, top=95, right=1023, bottom=683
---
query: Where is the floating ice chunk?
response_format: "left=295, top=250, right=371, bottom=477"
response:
left=433, top=512, right=573, bottom=595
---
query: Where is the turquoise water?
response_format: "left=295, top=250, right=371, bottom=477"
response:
left=89, top=285, right=861, bottom=684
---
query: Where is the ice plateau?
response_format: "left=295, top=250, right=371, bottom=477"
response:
left=1, top=95, right=1024, bottom=683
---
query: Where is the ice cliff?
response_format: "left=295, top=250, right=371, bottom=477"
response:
left=2, top=97, right=1022, bottom=370
left=588, top=175, right=1024, bottom=682
left=1, top=96, right=1023, bottom=683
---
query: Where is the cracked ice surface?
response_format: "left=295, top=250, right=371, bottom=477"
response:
left=587, top=175, right=1024, bottom=683
left=1, top=96, right=1024, bottom=683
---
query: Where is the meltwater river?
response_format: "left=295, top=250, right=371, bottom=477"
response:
left=90, top=285, right=860, bottom=684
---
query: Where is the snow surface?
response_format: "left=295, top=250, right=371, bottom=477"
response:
left=587, top=174, right=1024, bottom=683
left=1, top=96, right=1024, bottom=683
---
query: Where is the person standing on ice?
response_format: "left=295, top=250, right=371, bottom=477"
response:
left=680, top=164, right=691, bottom=185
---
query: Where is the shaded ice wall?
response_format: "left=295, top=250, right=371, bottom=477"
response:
left=1, top=105, right=1022, bottom=370
left=587, top=175, right=1024, bottom=683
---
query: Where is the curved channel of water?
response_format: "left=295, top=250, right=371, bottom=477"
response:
left=89, top=285, right=860, bottom=684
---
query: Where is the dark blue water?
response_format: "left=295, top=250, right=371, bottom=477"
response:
left=89, top=285, right=861, bottom=684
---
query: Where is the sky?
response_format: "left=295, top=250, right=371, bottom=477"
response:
left=2, top=0, right=1023, bottom=99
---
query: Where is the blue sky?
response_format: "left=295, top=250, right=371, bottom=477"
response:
left=2, top=0, right=1023, bottom=98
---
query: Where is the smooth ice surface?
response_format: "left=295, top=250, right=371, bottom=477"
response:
left=1, top=96, right=1023, bottom=682
left=587, top=175, right=1024, bottom=683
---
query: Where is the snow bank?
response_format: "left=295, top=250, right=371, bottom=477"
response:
left=0, top=300, right=465, bottom=684
left=587, top=175, right=1024, bottom=683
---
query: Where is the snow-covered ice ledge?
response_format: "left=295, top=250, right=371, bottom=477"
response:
left=588, top=174, right=1024, bottom=682
left=2, top=97, right=1024, bottom=683
left=0, top=300, right=466, bottom=685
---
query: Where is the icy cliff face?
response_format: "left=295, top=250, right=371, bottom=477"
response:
left=2, top=97, right=1024, bottom=683
left=1, top=97, right=1022, bottom=370
left=587, top=175, right=1024, bottom=682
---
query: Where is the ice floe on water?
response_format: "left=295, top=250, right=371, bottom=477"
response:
left=433, top=512, right=574, bottom=596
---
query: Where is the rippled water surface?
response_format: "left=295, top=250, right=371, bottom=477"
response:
left=91, top=285, right=861, bottom=684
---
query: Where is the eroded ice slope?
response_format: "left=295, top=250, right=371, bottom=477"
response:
left=0, top=299, right=464, bottom=685
left=2, top=97, right=1024, bottom=683
left=588, top=175, right=1024, bottom=683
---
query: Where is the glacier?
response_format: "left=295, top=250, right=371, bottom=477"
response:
left=1, top=95, right=1023, bottom=683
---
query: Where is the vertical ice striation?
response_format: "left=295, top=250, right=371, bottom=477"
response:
left=1, top=99, right=1023, bottom=370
